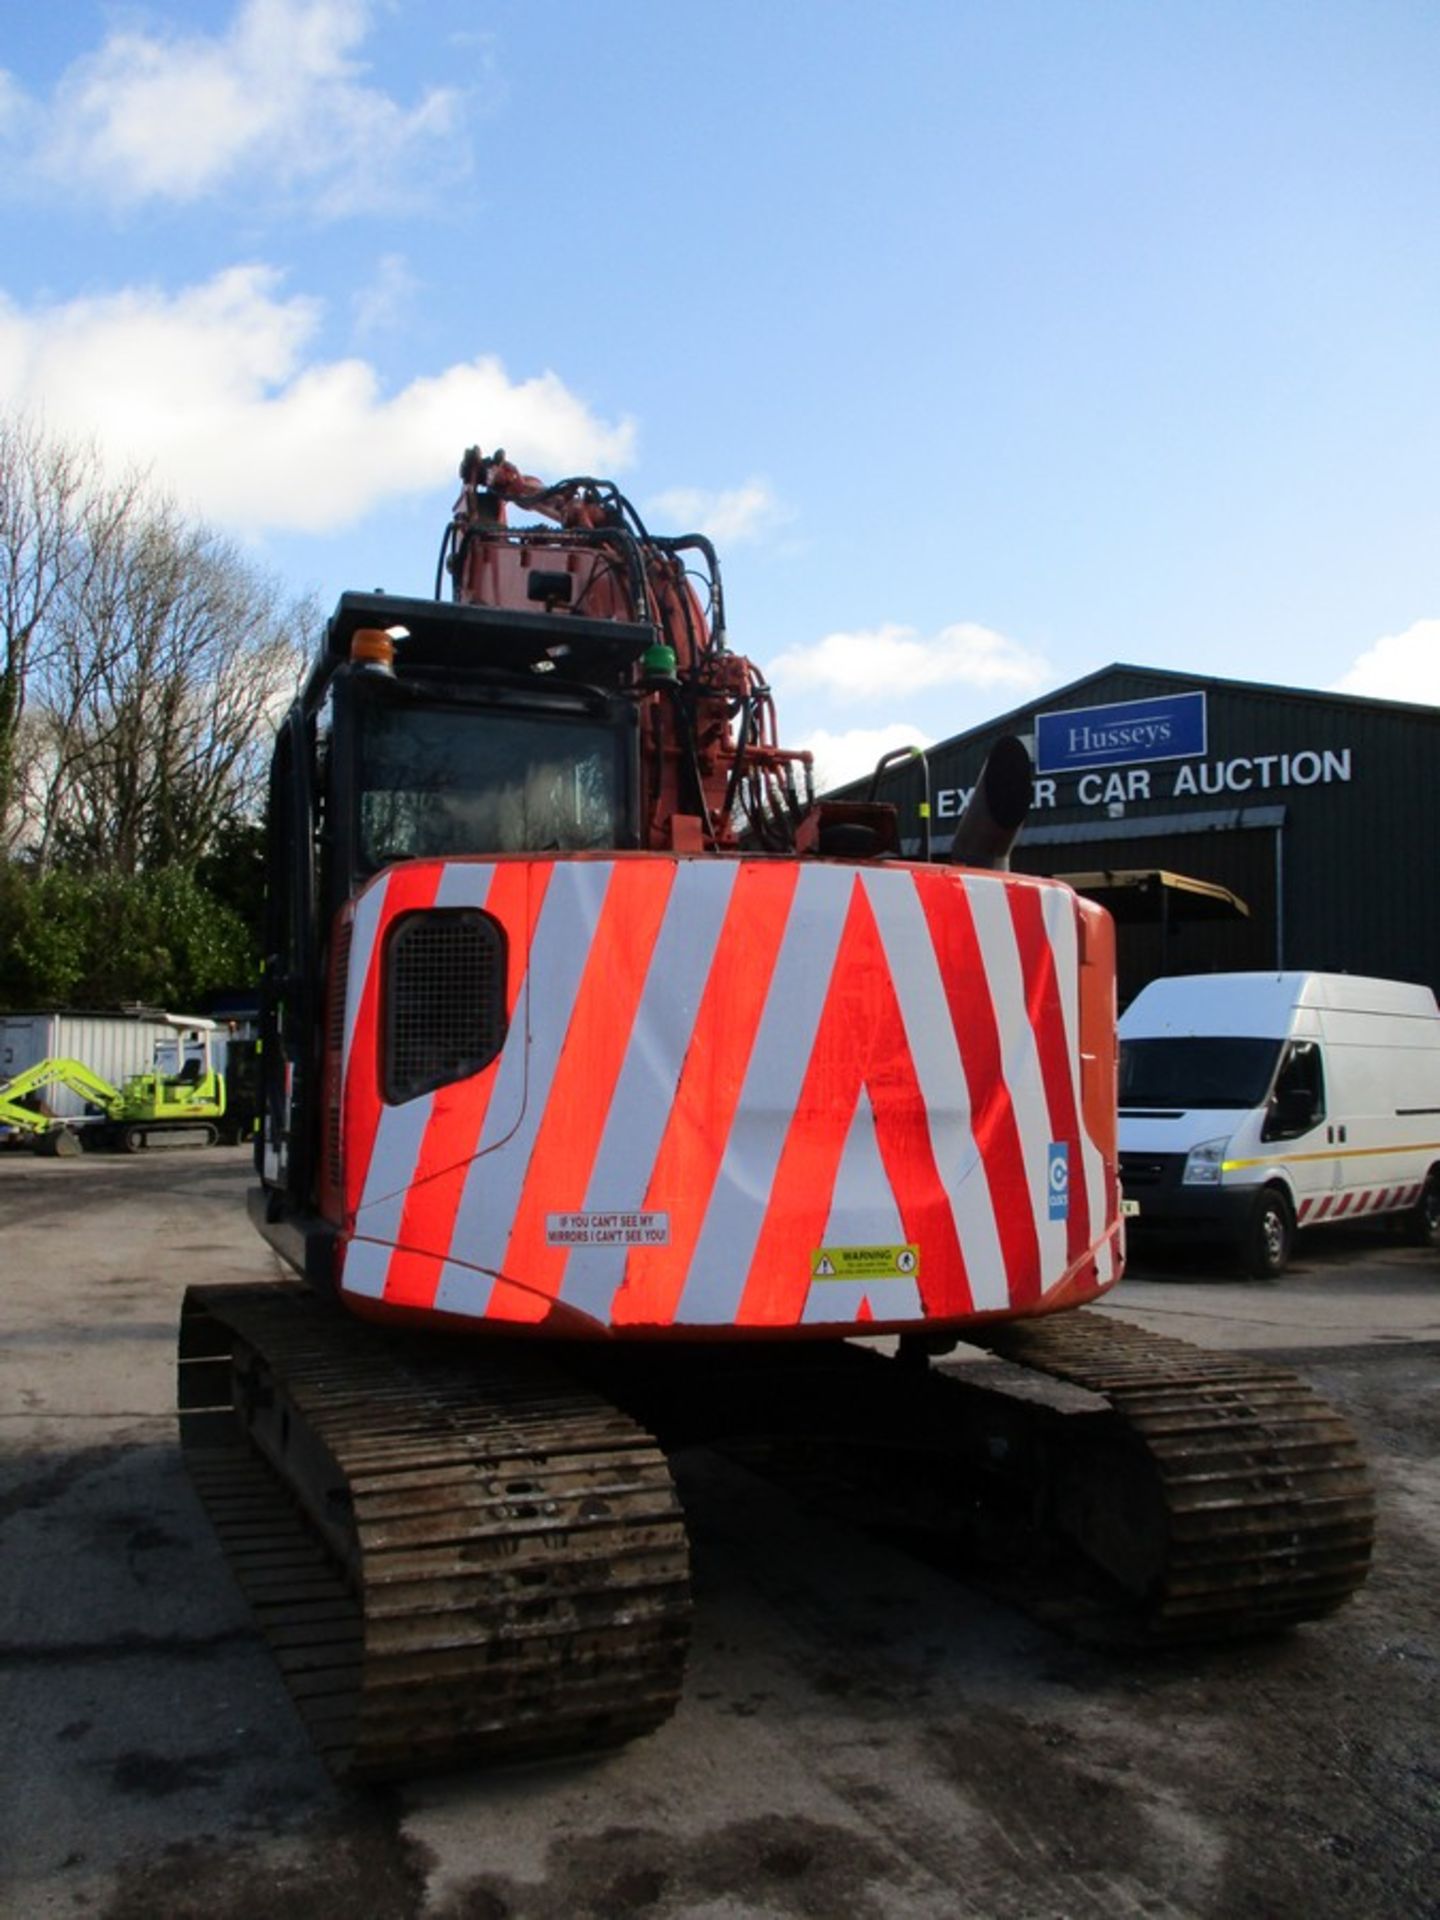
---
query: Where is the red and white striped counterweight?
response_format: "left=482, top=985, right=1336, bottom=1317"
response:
left=321, top=853, right=1121, bottom=1338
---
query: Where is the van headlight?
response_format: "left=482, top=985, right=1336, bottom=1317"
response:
left=1182, top=1136, right=1229, bottom=1186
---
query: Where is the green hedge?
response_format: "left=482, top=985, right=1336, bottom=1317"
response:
left=0, top=862, right=258, bottom=1010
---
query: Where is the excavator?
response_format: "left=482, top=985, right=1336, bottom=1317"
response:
left=1, top=1031, right=226, bottom=1153
left=177, top=449, right=1375, bottom=1780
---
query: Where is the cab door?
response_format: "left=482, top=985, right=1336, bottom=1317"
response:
left=1262, top=1039, right=1334, bottom=1225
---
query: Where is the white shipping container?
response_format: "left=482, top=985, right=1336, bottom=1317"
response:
left=0, top=1012, right=221, bottom=1119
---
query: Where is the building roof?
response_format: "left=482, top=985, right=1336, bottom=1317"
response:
left=932, top=659, right=1440, bottom=756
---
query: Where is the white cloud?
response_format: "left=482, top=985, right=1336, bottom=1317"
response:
left=0, top=68, right=36, bottom=140
left=0, top=266, right=635, bottom=534
left=798, top=723, right=936, bottom=795
left=17, top=0, right=470, bottom=215
left=644, top=479, right=778, bottom=545
left=351, top=252, right=420, bottom=339
left=769, top=620, right=1051, bottom=704
left=1331, top=619, right=1440, bottom=705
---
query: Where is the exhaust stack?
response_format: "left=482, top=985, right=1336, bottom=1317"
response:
left=948, top=734, right=1033, bottom=870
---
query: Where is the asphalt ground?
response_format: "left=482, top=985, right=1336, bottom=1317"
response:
left=1, top=1148, right=1436, bottom=1920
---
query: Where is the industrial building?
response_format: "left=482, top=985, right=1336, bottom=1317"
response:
left=853, top=663, right=1440, bottom=1006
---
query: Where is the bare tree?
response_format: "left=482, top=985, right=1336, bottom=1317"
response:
left=36, top=501, right=310, bottom=873
left=0, top=416, right=88, bottom=842
left=0, top=409, right=313, bottom=876
left=0, top=416, right=151, bottom=856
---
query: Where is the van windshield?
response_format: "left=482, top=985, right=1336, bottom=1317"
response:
left=1119, top=1036, right=1282, bottom=1111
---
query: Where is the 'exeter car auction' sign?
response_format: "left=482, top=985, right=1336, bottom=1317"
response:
left=933, top=744, right=1353, bottom=821
left=1035, top=691, right=1207, bottom=774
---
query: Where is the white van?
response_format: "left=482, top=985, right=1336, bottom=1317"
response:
left=1118, top=972, right=1440, bottom=1276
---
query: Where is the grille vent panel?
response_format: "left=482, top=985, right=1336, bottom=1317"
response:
left=326, top=919, right=355, bottom=1187
left=384, top=910, right=508, bottom=1104
left=328, top=921, right=353, bottom=1054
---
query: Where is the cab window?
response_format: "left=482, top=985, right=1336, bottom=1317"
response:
left=357, top=701, right=626, bottom=868
left=1263, top=1040, right=1326, bottom=1141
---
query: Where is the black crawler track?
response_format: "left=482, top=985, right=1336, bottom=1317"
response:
left=177, top=1284, right=691, bottom=1781
left=178, top=1291, right=1374, bottom=1778
left=975, top=1313, right=1376, bottom=1637
left=581, top=1313, right=1375, bottom=1646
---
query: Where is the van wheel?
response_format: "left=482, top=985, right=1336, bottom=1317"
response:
left=1241, top=1188, right=1293, bottom=1278
left=1405, top=1170, right=1440, bottom=1248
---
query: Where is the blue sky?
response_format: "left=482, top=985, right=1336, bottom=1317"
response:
left=2, top=0, right=1437, bottom=786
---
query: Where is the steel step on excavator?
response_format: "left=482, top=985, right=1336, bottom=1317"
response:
left=177, top=449, right=1374, bottom=1780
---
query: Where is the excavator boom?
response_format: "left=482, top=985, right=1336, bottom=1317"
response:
left=0, top=1057, right=122, bottom=1136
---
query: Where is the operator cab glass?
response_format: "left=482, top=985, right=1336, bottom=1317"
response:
left=355, top=700, right=626, bottom=870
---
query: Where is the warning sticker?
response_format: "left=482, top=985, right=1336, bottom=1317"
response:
left=811, top=1244, right=920, bottom=1282
left=546, top=1211, right=670, bottom=1248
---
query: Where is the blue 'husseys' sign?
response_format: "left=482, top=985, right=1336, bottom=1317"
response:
left=1035, top=691, right=1207, bottom=775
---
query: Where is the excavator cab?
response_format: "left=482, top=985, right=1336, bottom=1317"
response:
left=153, top=1027, right=212, bottom=1090
left=254, top=591, right=649, bottom=1263
left=351, top=681, right=632, bottom=869
left=326, top=601, right=643, bottom=883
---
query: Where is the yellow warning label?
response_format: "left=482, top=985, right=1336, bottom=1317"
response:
left=811, top=1244, right=920, bottom=1282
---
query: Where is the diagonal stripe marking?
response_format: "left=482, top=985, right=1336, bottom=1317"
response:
left=561, top=860, right=742, bottom=1324
left=611, top=861, right=800, bottom=1327
left=1007, top=880, right=1093, bottom=1271
left=736, top=877, right=970, bottom=1326
left=342, top=864, right=445, bottom=1222
left=484, top=860, right=679, bottom=1321
left=915, top=867, right=1042, bottom=1309
left=380, top=861, right=550, bottom=1307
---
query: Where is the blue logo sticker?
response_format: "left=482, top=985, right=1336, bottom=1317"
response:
left=1047, top=1142, right=1070, bottom=1221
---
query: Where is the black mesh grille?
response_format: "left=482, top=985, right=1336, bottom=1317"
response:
left=326, top=919, right=354, bottom=1186
left=328, top=921, right=353, bottom=1053
left=1118, top=1151, right=1185, bottom=1191
left=384, top=910, right=507, bottom=1103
